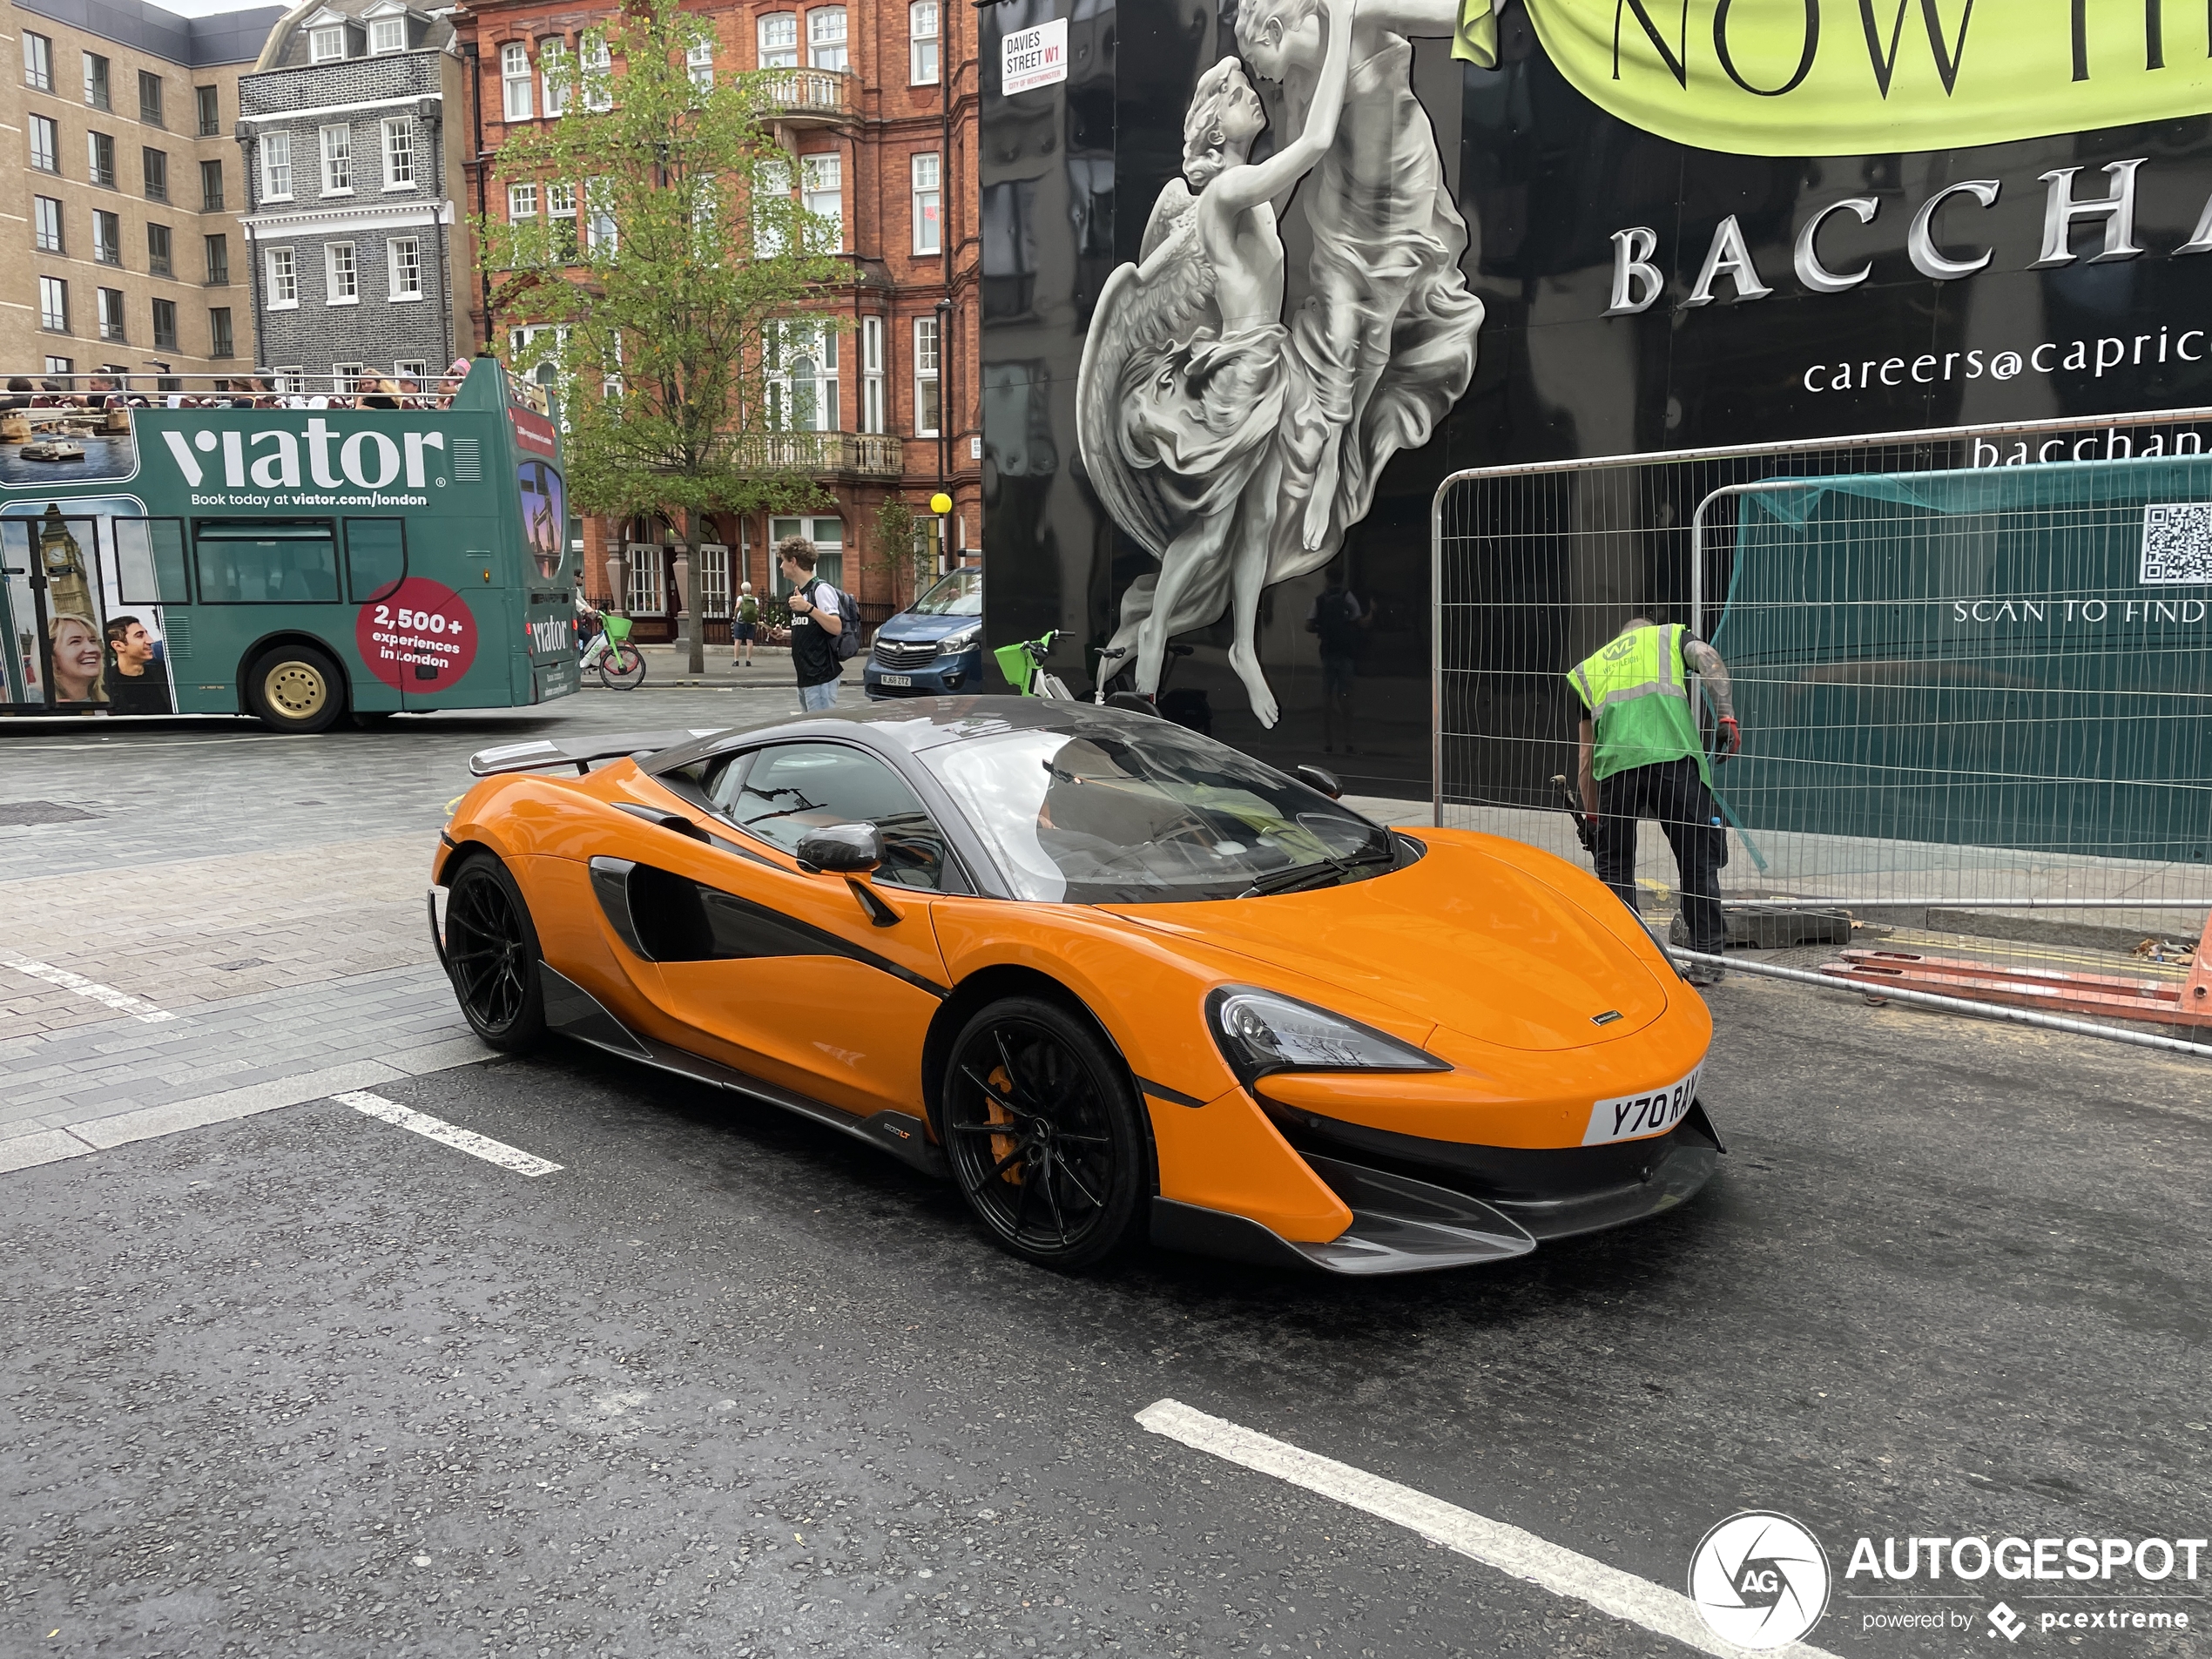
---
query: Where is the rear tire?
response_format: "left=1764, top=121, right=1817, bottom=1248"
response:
left=246, top=644, right=346, bottom=734
left=939, top=996, right=1149, bottom=1270
left=443, top=854, right=548, bottom=1054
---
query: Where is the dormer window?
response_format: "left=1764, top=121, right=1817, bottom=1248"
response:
left=369, top=17, right=406, bottom=54
left=309, top=24, right=347, bottom=63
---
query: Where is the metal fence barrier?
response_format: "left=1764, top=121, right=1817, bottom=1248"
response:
left=1432, top=408, right=2212, bottom=1053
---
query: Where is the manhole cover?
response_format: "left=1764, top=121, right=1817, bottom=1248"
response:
left=0, top=800, right=100, bottom=826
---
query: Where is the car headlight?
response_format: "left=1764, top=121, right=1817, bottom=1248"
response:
left=1205, top=985, right=1448, bottom=1085
left=935, top=625, right=981, bottom=656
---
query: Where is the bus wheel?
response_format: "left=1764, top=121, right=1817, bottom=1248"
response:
left=246, top=644, right=346, bottom=734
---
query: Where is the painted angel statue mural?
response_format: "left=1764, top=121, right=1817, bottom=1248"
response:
left=1076, top=0, right=1486, bottom=726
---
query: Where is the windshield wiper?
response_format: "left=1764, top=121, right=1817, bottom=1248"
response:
left=1237, top=842, right=1396, bottom=899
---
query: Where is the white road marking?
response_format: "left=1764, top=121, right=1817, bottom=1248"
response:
left=336, top=1090, right=563, bottom=1177
left=0, top=951, right=175, bottom=1023
left=1136, top=1399, right=1841, bottom=1659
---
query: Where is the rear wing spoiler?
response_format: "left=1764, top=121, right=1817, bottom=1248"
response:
left=468, top=731, right=723, bottom=778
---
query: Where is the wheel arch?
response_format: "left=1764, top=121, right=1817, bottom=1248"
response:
left=921, top=963, right=1160, bottom=1193
left=235, top=629, right=354, bottom=718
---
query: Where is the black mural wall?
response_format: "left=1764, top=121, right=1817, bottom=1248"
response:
left=980, top=0, right=2212, bottom=799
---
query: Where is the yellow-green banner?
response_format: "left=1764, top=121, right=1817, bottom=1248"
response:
left=1453, top=0, right=2212, bottom=157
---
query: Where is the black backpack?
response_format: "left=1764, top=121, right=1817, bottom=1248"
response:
left=808, top=578, right=865, bottom=661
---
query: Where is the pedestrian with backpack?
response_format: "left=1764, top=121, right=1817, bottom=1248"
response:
left=778, top=536, right=859, bottom=712
left=731, top=581, right=760, bottom=669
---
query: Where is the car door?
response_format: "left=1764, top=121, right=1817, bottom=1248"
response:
left=610, top=741, right=960, bottom=1118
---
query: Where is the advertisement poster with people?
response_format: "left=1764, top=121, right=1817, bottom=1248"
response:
left=1, top=489, right=178, bottom=714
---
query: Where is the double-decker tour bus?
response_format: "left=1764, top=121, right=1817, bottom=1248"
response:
left=0, top=358, right=580, bottom=733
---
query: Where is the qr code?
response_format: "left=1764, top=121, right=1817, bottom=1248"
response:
left=2141, top=502, right=2212, bottom=583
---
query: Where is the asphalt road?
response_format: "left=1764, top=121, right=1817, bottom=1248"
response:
left=3, top=694, right=2209, bottom=1659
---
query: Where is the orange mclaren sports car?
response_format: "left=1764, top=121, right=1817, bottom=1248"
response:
left=431, top=701, right=1721, bottom=1274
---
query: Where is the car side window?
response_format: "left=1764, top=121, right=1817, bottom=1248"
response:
left=713, top=742, right=958, bottom=892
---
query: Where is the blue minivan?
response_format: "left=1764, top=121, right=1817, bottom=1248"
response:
left=862, top=567, right=985, bottom=699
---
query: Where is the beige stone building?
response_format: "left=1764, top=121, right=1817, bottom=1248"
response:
left=1, top=0, right=282, bottom=385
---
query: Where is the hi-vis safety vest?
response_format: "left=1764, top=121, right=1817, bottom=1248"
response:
left=1567, top=624, right=1710, bottom=787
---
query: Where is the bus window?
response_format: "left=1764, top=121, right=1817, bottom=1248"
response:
left=345, top=518, right=407, bottom=603
left=193, top=521, right=340, bottom=604
left=517, top=460, right=564, bottom=583
left=114, top=519, right=189, bottom=604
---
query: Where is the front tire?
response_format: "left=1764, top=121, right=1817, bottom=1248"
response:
left=939, top=996, right=1149, bottom=1270
left=246, top=644, right=346, bottom=734
left=443, top=854, right=547, bottom=1054
left=598, top=644, right=646, bottom=690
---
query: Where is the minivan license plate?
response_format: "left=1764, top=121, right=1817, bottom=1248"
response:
left=880, top=673, right=914, bottom=687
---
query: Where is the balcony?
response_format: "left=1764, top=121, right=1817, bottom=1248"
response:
left=757, top=68, right=856, bottom=128
left=739, top=430, right=900, bottom=478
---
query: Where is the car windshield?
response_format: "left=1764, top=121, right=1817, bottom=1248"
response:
left=921, top=723, right=1396, bottom=903
left=907, top=568, right=982, bottom=617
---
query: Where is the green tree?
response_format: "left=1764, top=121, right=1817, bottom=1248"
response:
left=475, top=8, right=847, bottom=671
left=864, top=496, right=932, bottom=610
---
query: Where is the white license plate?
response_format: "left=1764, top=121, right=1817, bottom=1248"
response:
left=1582, top=1063, right=1703, bottom=1147
left=878, top=673, right=914, bottom=687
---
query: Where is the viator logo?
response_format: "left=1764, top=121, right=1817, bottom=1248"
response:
left=1688, top=1511, right=1832, bottom=1650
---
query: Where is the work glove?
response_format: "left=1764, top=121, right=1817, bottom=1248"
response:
left=1715, top=716, right=1741, bottom=764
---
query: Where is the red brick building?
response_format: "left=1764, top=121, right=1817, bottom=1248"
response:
left=449, top=0, right=979, bottom=640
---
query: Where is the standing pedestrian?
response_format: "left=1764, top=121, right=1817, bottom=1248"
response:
left=778, top=537, right=843, bottom=712
left=731, top=581, right=759, bottom=669
left=1567, top=613, right=1741, bottom=987
left=1305, top=566, right=1367, bottom=753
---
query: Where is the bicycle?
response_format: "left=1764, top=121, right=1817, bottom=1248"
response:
left=993, top=630, right=1076, bottom=698
left=579, top=611, right=647, bottom=691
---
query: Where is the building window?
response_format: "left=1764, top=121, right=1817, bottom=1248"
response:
left=45, top=354, right=73, bottom=376
left=912, top=152, right=941, bottom=254
left=30, top=116, right=57, bottom=173
left=39, top=277, right=69, bottom=333
left=266, top=246, right=297, bottom=307
left=33, top=197, right=63, bottom=254
left=698, top=543, right=731, bottom=618
left=89, top=132, right=116, bottom=187
left=766, top=323, right=837, bottom=431
left=752, top=158, right=790, bottom=253
left=205, top=233, right=228, bottom=284
left=910, top=2, right=940, bottom=84
left=540, top=40, right=570, bottom=116
left=546, top=180, right=577, bottom=261
left=320, top=125, right=351, bottom=193
left=801, top=152, right=841, bottom=253
left=369, top=15, right=406, bottom=54
left=508, top=181, right=537, bottom=219
left=98, top=287, right=125, bottom=341
left=138, top=71, right=163, bottom=126
left=502, top=43, right=533, bottom=121
left=580, top=32, right=612, bottom=111
left=152, top=297, right=177, bottom=350
left=585, top=179, right=616, bottom=253
left=310, top=24, right=347, bottom=63
left=24, top=31, right=53, bottom=92
left=93, top=211, right=120, bottom=266
left=769, top=517, right=843, bottom=590
left=626, top=543, right=664, bottom=616
left=196, top=84, right=219, bottom=136
left=84, top=51, right=110, bottom=111
left=334, top=362, right=364, bottom=396
left=327, top=242, right=358, bottom=303
left=381, top=118, right=414, bottom=188
left=147, top=222, right=172, bottom=276
left=914, top=315, right=941, bottom=435
left=143, top=147, right=167, bottom=201
left=808, top=7, right=848, bottom=70
left=210, top=307, right=233, bottom=358
left=388, top=236, right=421, bottom=299
left=861, top=315, right=884, bottom=434
left=687, top=40, right=714, bottom=91
left=260, top=130, right=292, bottom=199
left=200, top=158, right=224, bottom=210
left=759, top=13, right=797, bottom=67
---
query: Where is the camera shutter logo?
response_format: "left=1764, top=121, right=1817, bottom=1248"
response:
left=1687, top=1511, right=1831, bottom=1649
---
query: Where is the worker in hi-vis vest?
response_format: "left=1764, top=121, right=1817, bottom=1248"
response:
left=1567, top=615, right=1740, bottom=988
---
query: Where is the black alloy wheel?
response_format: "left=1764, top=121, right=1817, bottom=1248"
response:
left=443, top=855, right=548, bottom=1053
left=940, top=996, right=1149, bottom=1270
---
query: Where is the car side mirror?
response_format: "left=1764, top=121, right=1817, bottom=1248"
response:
left=1294, top=764, right=1343, bottom=799
left=795, top=822, right=884, bottom=875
